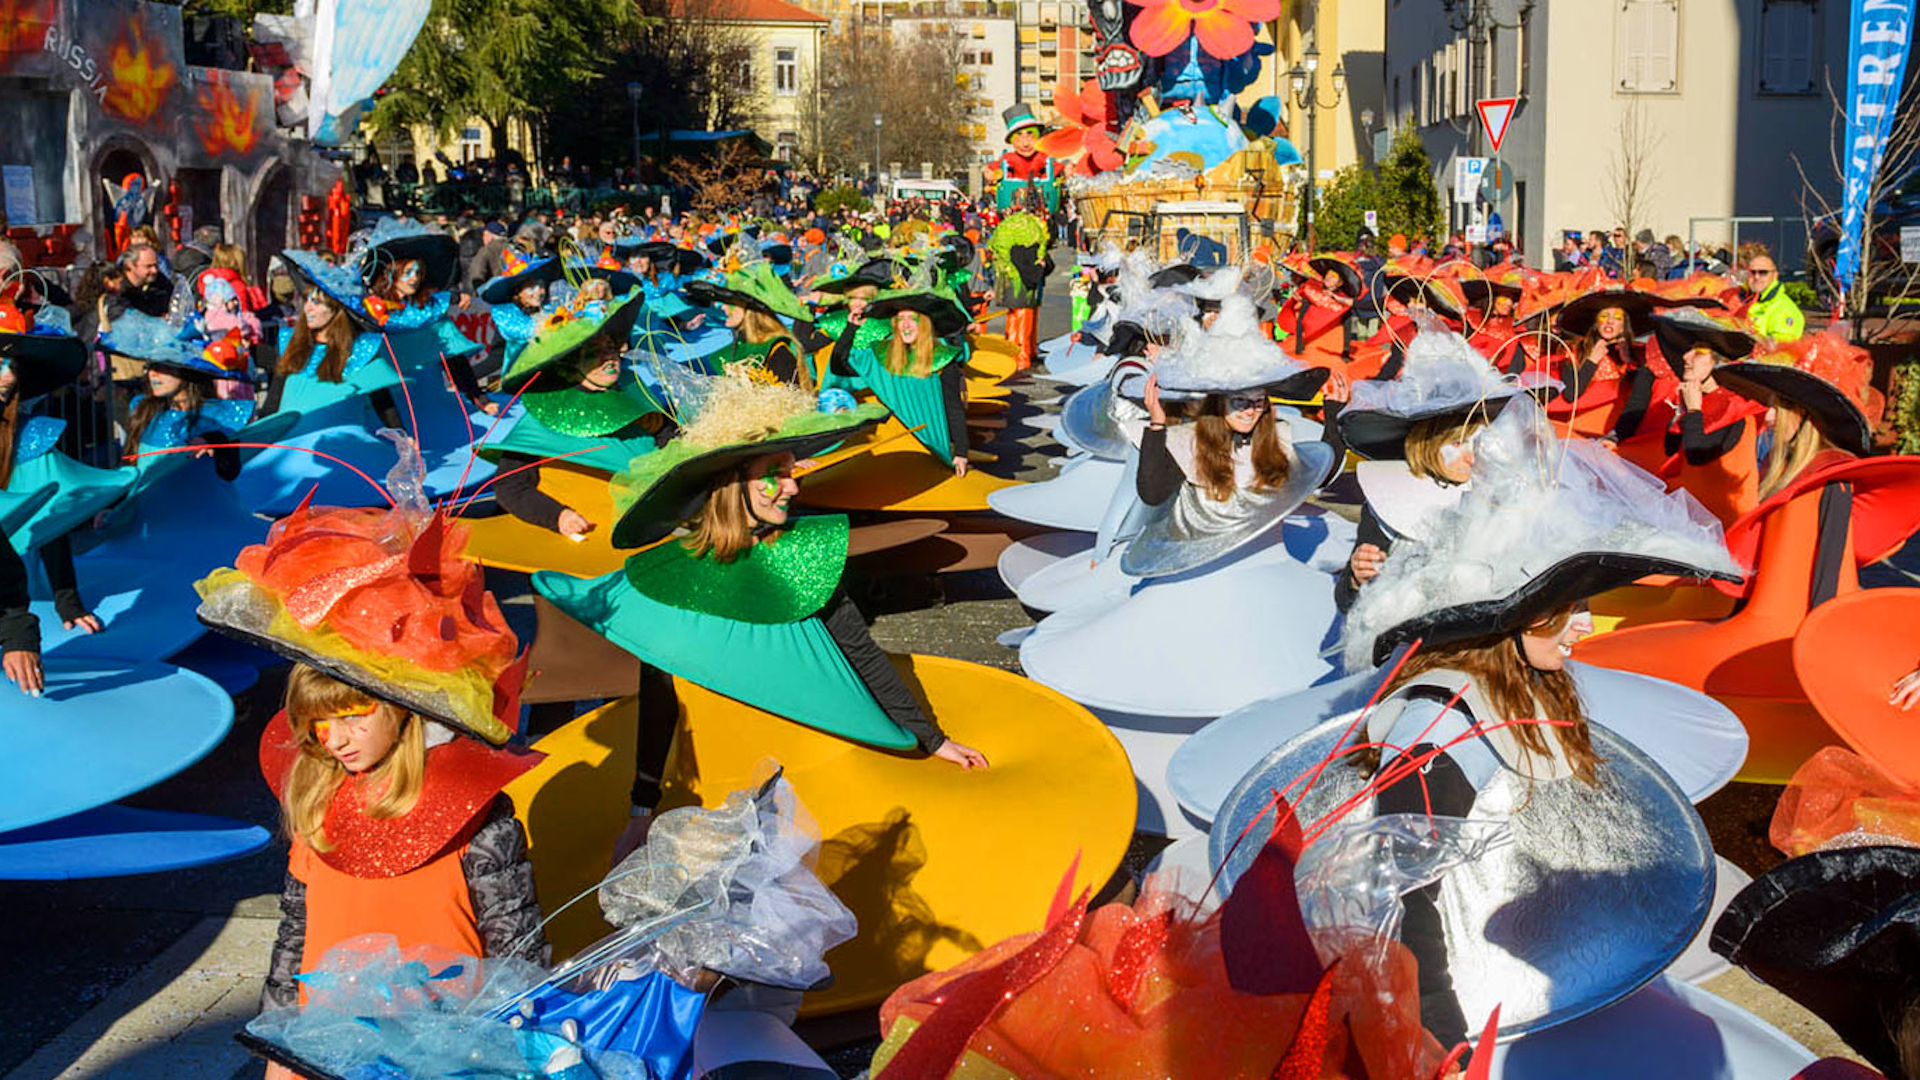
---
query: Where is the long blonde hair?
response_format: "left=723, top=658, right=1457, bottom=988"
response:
left=682, top=468, right=759, bottom=563
left=883, top=312, right=936, bottom=377
left=1193, top=394, right=1290, bottom=502
left=1355, top=608, right=1598, bottom=785
left=1404, top=413, right=1488, bottom=483
left=739, top=308, right=812, bottom=391
left=1758, top=398, right=1830, bottom=499
left=279, top=665, right=427, bottom=852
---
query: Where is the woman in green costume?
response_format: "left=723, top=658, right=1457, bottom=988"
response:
left=683, top=261, right=813, bottom=390
left=532, top=373, right=989, bottom=821
left=821, top=282, right=972, bottom=476
left=486, top=292, right=673, bottom=539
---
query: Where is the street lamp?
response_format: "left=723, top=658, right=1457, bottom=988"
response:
left=627, top=82, right=643, bottom=184
left=873, top=113, right=883, bottom=185
left=1287, top=44, right=1345, bottom=249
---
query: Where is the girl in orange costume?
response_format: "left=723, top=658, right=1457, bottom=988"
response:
left=1275, top=253, right=1363, bottom=373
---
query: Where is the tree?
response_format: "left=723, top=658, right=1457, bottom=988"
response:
left=1795, top=76, right=1920, bottom=343
left=682, top=142, right=771, bottom=215
left=1374, top=129, right=1444, bottom=247
left=366, top=0, right=638, bottom=155
left=1310, top=164, right=1378, bottom=251
left=1604, top=98, right=1661, bottom=277
left=806, top=27, right=974, bottom=178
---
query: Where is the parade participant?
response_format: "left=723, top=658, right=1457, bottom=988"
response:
left=476, top=254, right=563, bottom=371
left=823, top=276, right=971, bottom=475
left=1740, top=250, right=1804, bottom=346
left=192, top=469, right=545, bottom=1058
left=1274, top=252, right=1363, bottom=370
left=1277, top=395, right=1742, bottom=1048
left=1645, top=307, right=1768, bottom=525
left=533, top=373, right=989, bottom=816
left=484, top=293, right=671, bottom=538
left=1348, top=258, right=1467, bottom=381
left=260, top=286, right=402, bottom=425
left=684, top=259, right=813, bottom=389
left=0, top=313, right=123, bottom=645
left=104, top=312, right=254, bottom=481
left=1547, top=289, right=1673, bottom=446
left=368, top=254, right=497, bottom=416
left=1330, top=323, right=1536, bottom=611
left=988, top=188, right=1052, bottom=368
left=1459, top=263, right=1531, bottom=371
left=983, top=104, right=1060, bottom=214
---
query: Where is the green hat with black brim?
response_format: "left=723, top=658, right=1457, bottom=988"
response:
left=608, top=390, right=889, bottom=550
left=814, top=257, right=908, bottom=295
left=864, top=285, right=971, bottom=339
left=683, top=261, right=811, bottom=324
left=0, top=324, right=86, bottom=401
left=501, top=291, right=647, bottom=396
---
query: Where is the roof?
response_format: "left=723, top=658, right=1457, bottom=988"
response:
left=677, top=0, right=828, bottom=23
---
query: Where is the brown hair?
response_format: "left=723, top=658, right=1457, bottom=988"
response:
left=279, top=292, right=359, bottom=380
left=882, top=312, right=937, bottom=377
left=1758, top=398, right=1831, bottom=499
left=1192, top=393, right=1290, bottom=502
left=0, top=394, right=19, bottom=489
left=370, top=257, right=432, bottom=309
left=279, top=665, right=427, bottom=852
left=1353, top=608, right=1598, bottom=785
left=682, top=467, right=760, bottom=563
left=126, top=369, right=211, bottom=448
left=739, top=308, right=812, bottom=391
left=1404, top=413, right=1488, bottom=483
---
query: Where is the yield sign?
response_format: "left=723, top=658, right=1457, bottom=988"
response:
left=1478, top=97, right=1518, bottom=153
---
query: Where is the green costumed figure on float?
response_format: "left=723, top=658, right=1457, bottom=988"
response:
left=988, top=191, right=1052, bottom=369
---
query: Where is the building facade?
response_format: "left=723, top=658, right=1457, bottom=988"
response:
left=719, top=0, right=831, bottom=163
left=894, top=15, right=1019, bottom=176
left=1385, top=0, right=1856, bottom=263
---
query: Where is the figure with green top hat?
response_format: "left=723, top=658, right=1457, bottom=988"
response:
left=984, top=103, right=1061, bottom=215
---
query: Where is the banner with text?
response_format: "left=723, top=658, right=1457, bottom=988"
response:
left=1835, top=0, right=1916, bottom=294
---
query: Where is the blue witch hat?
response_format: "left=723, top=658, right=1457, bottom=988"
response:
left=477, top=255, right=563, bottom=306
left=100, top=310, right=254, bottom=383
left=0, top=309, right=85, bottom=400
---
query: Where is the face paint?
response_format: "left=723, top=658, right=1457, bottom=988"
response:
left=1439, top=442, right=1469, bottom=467
left=759, top=467, right=783, bottom=500
left=312, top=703, right=380, bottom=744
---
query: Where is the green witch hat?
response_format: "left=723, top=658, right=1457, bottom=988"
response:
left=607, top=372, right=887, bottom=549
left=501, top=291, right=646, bottom=395
left=684, top=260, right=811, bottom=324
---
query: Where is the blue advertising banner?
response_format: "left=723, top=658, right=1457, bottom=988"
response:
left=1836, top=0, right=1916, bottom=294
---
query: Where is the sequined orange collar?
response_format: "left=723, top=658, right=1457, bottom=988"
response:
left=258, top=711, right=544, bottom=879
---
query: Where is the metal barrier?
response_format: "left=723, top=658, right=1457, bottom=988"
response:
left=1684, top=216, right=1811, bottom=280
left=377, top=183, right=674, bottom=218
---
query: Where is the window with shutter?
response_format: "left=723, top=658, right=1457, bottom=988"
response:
left=1618, top=0, right=1679, bottom=93
left=1758, top=0, right=1816, bottom=95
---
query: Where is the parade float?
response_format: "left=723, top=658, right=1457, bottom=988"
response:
left=1040, top=0, right=1305, bottom=258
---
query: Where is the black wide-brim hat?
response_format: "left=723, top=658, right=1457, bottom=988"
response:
left=1711, top=844, right=1920, bottom=1080
left=1460, top=277, right=1524, bottom=307
left=1714, top=361, right=1874, bottom=457
left=1120, top=365, right=1332, bottom=405
left=865, top=290, right=970, bottom=339
left=1552, top=290, right=1718, bottom=339
left=1307, top=255, right=1365, bottom=296
left=1649, top=307, right=1757, bottom=365
left=683, top=277, right=778, bottom=319
left=477, top=255, right=562, bottom=305
left=815, top=258, right=905, bottom=295
left=671, top=247, right=710, bottom=275
left=631, top=241, right=678, bottom=264
left=0, top=330, right=85, bottom=401
left=1371, top=550, right=1744, bottom=664
left=1148, top=263, right=1202, bottom=289
left=360, top=230, right=461, bottom=293
left=1336, top=389, right=1528, bottom=462
left=609, top=407, right=888, bottom=549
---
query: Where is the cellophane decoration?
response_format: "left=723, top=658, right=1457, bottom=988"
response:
left=1293, top=812, right=1513, bottom=962
left=1772, top=745, right=1920, bottom=857
left=599, top=767, right=857, bottom=991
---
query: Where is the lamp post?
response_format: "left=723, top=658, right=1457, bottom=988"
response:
left=1287, top=45, right=1345, bottom=250
left=873, top=113, right=883, bottom=187
left=626, top=82, right=643, bottom=184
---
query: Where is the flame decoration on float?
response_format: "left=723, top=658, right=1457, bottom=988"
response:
left=103, top=16, right=176, bottom=123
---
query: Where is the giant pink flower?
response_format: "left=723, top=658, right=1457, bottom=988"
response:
left=1037, top=79, right=1124, bottom=176
left=1127, top=0, right=1279, bottom=60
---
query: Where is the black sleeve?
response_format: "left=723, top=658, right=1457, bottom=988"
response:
left=1136, top=425, right=1185, bottom=507
left=0, top=537, right=38, bottom=655
left=1374, top=745, right=1476, bottom=1052
left=38, top=535, right=87, bottom=624
left=262, top=870, right=307, bottom=1010
left=1009, top=246, right=1045, bottom=291
left=827, top=325, right=862, bottom=377
left=368, top=388, right=406, bottom=431
left=820, top=589, right=947, bottom=753
left=463, top=795, right=550, bottom=965
left=1558, top=360, right=1598, bottom=404
left=192, top=431, right=241, bottom=481
left=1809, top=480, right=1854, bottom=609
left=940, top=362, right=968, bottom=459
left=1610, top=363, right=1658, bottom=440
left=490, top=450, right=565, bottom=532
left=1676, top=411, right=1745, bottom=466
left=1320, top=398, right=1347, bottom=462
left=1334, top=503, right=1395, bottom=613
left=631, top=662, right=679, bottom=811
left=261, top=372, right=287, bottom=417
left=445, top=351, right=487, bottom=405
left=793, top=320, right=832, bottom=355
left=765, top=339, right=803, bottom=387
left=1374, top=341, right=1406, bottom=382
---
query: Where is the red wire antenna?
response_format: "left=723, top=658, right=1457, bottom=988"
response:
left=450, top=445, right=611, bottom=518
left=125, top=444, right=397, bottom=507
left=439, top=368, right=542, bottom=516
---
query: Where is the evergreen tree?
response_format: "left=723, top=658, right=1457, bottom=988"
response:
left=1309, top=164, right=1379, bottom=251
left=1375, top=129, right=1445, bottom=247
